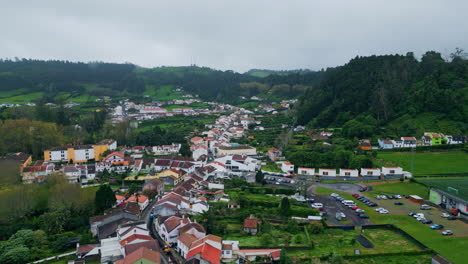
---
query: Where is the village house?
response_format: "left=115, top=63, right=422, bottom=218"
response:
left=243, top=215, right=258, bottom=235
left=378, top=139, right=394, bottom=149
left=142, top=179, right=165, bottom=197
left=318, top=169, right=337, bottom=177
left=281, top=162, right=294, bottom=174
left=298, top=167, right=315, bottom=176
left=360, top=168, right=381, bottom=177
left=401, top=137, right=417, bottom=148
left=216, top=145, right=257, bottom=157
left=267, top=147, right=282, bottom=161
left=339, top=169, right=359, bottom=177
left=152, top=143, right=181, bottom=155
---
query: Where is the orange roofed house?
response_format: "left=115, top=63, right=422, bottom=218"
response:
left=243, top=215, right=258, bottom=235
left=267, top=147, right=282, bottom=161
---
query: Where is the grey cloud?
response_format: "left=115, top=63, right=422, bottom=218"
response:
left=1, top=0, right=467, bottom=72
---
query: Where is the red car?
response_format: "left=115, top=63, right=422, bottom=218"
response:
left=351, top=206, right=360, bottom=210
left=352, top=194, right=360, bottom=198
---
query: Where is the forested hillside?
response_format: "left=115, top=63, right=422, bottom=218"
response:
left=292, top=51, right=468, bottom=136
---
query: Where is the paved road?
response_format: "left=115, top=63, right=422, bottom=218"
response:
left=317, top=183, right=363, bottom=193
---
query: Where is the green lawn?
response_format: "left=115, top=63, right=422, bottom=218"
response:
left=369, top=182, right=429, bottom=199
left=377, top=151, right=468, bottom=176
left=261, top=163, right=283, bottom=173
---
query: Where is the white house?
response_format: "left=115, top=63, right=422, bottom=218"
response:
left=192, top=145, right=208, bottom=161
left=281, top=162, right=294, bottom=174
left=360, top=168, right=381, bottom=176
left=117, top=223, right=149, bottom=241
left=382, top=167, right=403, bottom=176
left=318, top=169, right=336, bottom=177
left=298, top=167, right=315, bottom=175
left=401, top=137, right=417, bottom=148
left=392, top=139, right=403, bottom=148
left=378, top=139, right=394, bottom=149
left=153, top=143, right=181, bottom=155
left=339, top=169, right=359, bottom=177
left=157, top=216, right=190, bottom=244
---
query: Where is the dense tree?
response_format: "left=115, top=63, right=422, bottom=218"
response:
left=279, top=197, right=291, bottom=216
left=94, top=185, right=116, bottom=213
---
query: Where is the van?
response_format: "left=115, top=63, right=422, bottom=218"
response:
left=420, top=204, right=431, bottom=210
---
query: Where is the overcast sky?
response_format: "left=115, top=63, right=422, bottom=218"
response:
left=1, top=0, right=467, bottom=72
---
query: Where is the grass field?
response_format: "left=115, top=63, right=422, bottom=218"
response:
left=0, top=91, right=44, bottom=103
left=369, top=182, right=429, bottom=199
left=377, top=151, right=468, bottom=176
left=417, top=178, right=468, bottom=201
left=144, top=85, right=183, bottom=100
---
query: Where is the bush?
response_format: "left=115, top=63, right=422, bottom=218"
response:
left=308, top=222, right=324, bottom=234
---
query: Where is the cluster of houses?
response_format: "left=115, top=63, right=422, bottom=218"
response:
left=111, top=98, right=239, bottom=123
left=189, top=109, right=260, bottom=161
left=377, top=133, right=467, bottom=149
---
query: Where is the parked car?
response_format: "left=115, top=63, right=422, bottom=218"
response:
left=358, top=213, right=369, bottom=218
left=394, top=202, right=403, bottom=205
left=375, top=207, right=385, bottom=212
left=356, top=209, right=365, bottom=213
left=408, top=212, right=415, bottom=216
left=430, top=224, right=444, bottom=230
left=442, top=230, right=453, bottom=236
left=379, top=209, right=389, bottom=214
left=395, top=195, right=402, bottom=199
left=413, top=213, right=424, bottom=219
left=420, top=204, right=431, bottom=210
left=311, top=203, right=323, bottom=209
left=359, top=187, right=368, bottom=192
left=447, top=216, right=457, bottom=220
left=421, top=219, right=433, bottom=224
left=331, top=193, right=339, bottom=197
left=352, top=194, right=360, bottom=198
left=440, top=213, right=450, bottom=218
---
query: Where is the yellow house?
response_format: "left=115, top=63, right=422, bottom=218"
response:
left=44, top=139, right=117, bottom=163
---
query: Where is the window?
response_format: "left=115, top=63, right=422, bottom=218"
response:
left=345, top=172, right=350, bottom=176
left=367, top=171, right=372, bottom=175
left=323, top=171, right=328, bottom=176
left=390, top=170, right=395, bottom=174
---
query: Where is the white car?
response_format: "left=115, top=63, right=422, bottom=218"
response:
left=330, top=193, right=339, bottom=197
left=381, top=195, right=388, bottom=199
left=311, top=203, right=323, bottom=209
left=442, top=230, right=453, bottom=236
left=356, top=209, right=365, bottom=213
left=395, top=195, right=402, bottom=199
left=441, top=213, right=450, bottom=218
left=379, top=209, right=389, bottom=214
left=375, top=207, right=385, bottom=212
left=413, top=213, right=424, bottom=219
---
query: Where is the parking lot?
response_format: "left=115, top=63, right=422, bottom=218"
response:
left=312, top=194, right=371, bottom=226
left=360, top=195, right=468, bottom=236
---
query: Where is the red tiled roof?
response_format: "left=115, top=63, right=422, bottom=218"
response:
left=124, top=240, right=160, bottom=256
left=116, top=247, right=161, bottom=264
left=119, top=234, right=153, bottom=246
left=186, top=243, right=221, bottom=264
left=178, top=233, right=199, bottom=247
left=243, top=218, right=258, bottom=229
left=77, top=244, right=96, bottom=254
left=104, top=152, right=124, bottom=161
